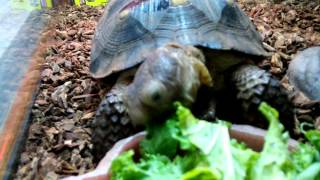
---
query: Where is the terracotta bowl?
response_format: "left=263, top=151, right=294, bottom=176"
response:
left=64, top=125, right=298, bottom=180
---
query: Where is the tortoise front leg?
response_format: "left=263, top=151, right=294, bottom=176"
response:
left=227, top=64, right=296, bottom=135
left=91, top=72, right=139, bottom=162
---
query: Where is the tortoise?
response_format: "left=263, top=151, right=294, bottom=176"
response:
left=288, top=46, right=320, bottom=100
left=90, top=0, right=294, bottom=160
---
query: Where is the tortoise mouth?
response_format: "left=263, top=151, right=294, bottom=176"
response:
left=127, top=106, right=148, bottom=125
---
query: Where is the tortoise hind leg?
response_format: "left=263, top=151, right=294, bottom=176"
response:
left=227, top=64, right=295, bottom=135
left=91, top=86, right=138, bottom=162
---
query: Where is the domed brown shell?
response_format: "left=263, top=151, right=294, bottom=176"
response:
left=90, top=0, right=268, bottom=78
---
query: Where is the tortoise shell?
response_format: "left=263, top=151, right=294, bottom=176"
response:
left=288, top=47, right=320, bottom=100
left=90, top=0, right=268, bottom=78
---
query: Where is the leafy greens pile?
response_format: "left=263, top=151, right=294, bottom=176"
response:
left=111, top=102, right=320, bottom=180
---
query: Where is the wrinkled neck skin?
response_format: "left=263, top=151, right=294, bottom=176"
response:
left=124, top=44, right=212, bottom=126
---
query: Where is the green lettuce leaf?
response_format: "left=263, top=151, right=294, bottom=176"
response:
left=181, top=167, right=221, bottom=180
left=111, top=150, right=183, bottom=180
left=296, top=162, right=320, bottom=180
left=291, top=143, right=318, bottom=173
left=111, top=102, right=320, bottom=180
left=304, top=130, right=320, bottom=150
left=176, top=103, right=258, bottom=180
left=140, top=117, right=181, bottom=158
left=250, top=102, right=293, bottom=180
left=230, top=140, right=259, bottom=179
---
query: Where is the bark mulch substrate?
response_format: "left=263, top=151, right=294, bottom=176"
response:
left=15, top=2, right=320, bottom=179
left=15, top=6, right=107, bottom=179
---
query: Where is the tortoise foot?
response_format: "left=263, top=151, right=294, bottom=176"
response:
left=91, top=88, right=137, bottom=162
left=230, top=65, right=295, bottom=134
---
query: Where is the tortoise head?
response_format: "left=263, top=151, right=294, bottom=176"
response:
left=125, top=43, right=212, bottom=125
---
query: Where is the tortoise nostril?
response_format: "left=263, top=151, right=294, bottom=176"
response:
left=152, top=92, right=162, bottom=101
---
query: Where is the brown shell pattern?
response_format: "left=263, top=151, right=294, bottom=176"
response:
left=90, top=0, right=268, bottom=78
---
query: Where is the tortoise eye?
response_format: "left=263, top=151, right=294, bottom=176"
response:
left=141, top=80, right=166, bottom=106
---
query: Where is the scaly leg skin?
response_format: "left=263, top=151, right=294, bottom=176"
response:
left=228, top=64, right=295, bottom=135
left=91, top=84, right=138, bottom=162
